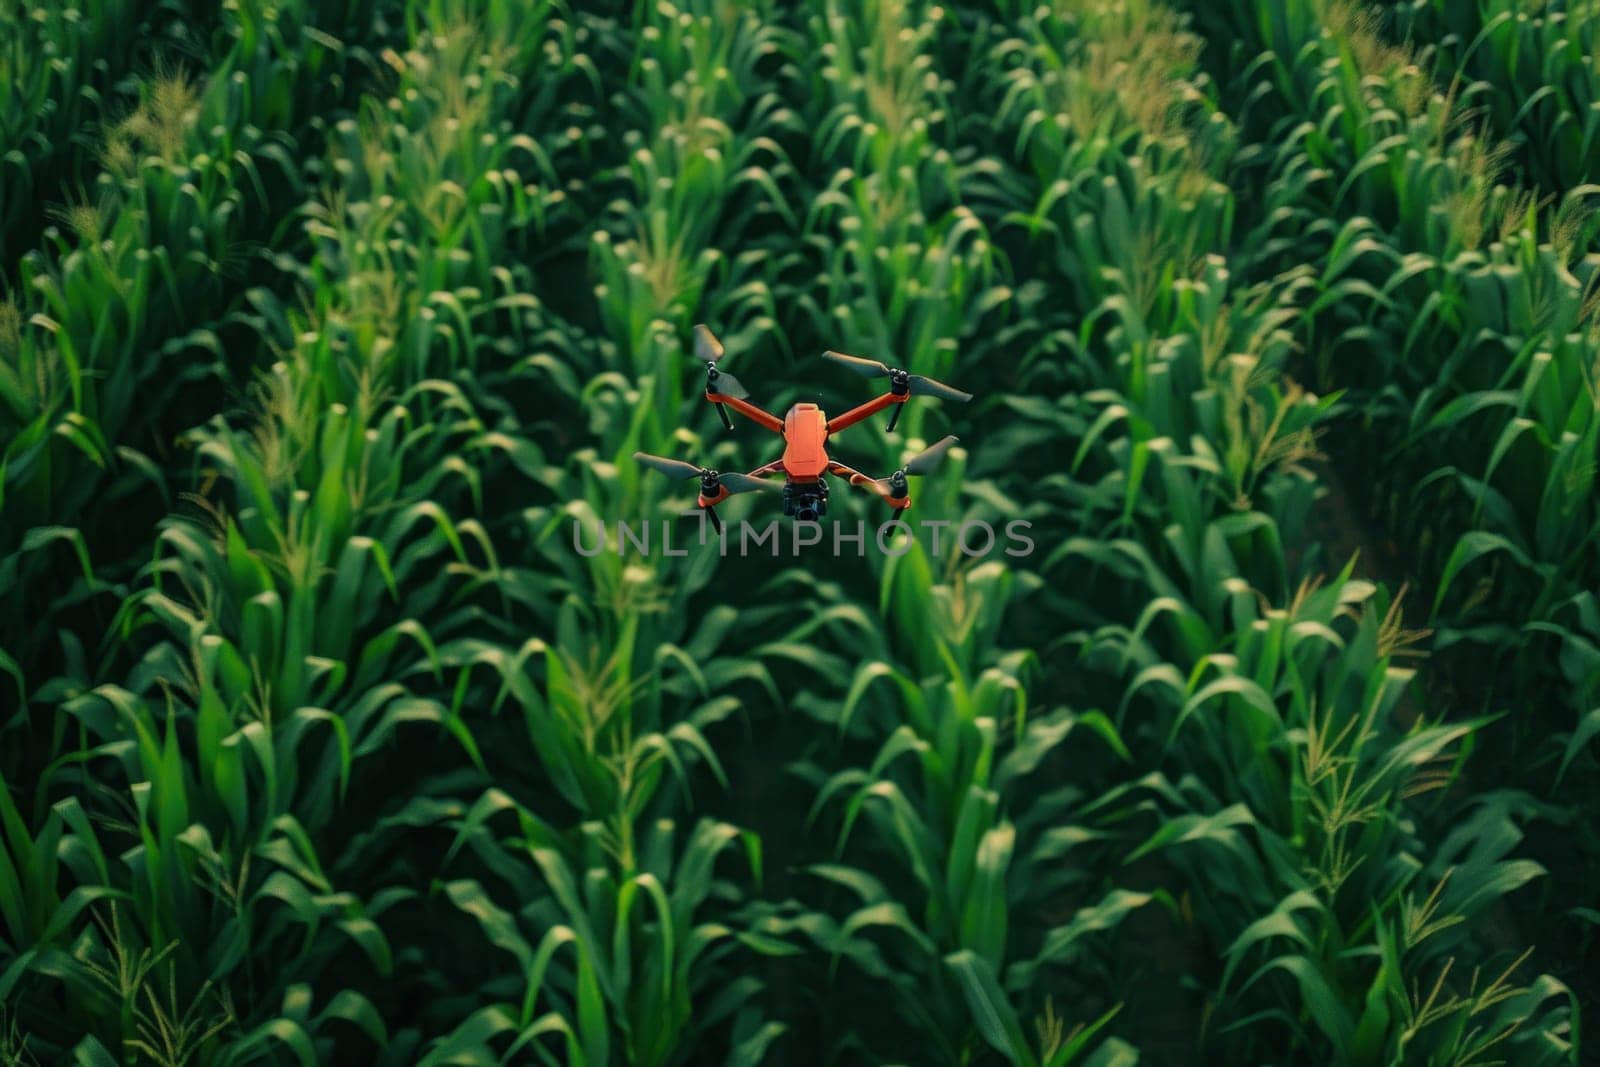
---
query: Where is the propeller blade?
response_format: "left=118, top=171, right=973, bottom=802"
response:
left=908, top=375, right=973, bottom=403
left=634, top=452, right=704, bottom=480
left=694, top=324, right=725, bottom=363
left=823, top=350, right=892, bottom=378
left=903, top=435, right=959, bottom=476
left=708, top=369, right=749, bottom=400
left=719, top=472, right=777, bottom=494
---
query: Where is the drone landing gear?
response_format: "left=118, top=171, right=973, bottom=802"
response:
left=702, top=506, right=724, bottom=535
left=885, top=372, right=911, bottom=433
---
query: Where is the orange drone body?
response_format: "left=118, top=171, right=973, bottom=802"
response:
left=781, top=403, right=830, bottom=479
left=636, top=325, right=973, bottom=531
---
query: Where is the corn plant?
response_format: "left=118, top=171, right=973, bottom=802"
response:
left=796, top=0, right=1009, bottom=467
left=791, top=549, right=1149, bottom=1065
left=421, top=616, right=787, bottom=1063
left=0, top=0, right=202, bottom=271
left=1379, top=0, right=1600, bottom=194
left=583, top=0, right=804, bottom=483
left=1091, top=562, right=1576, bottom=1061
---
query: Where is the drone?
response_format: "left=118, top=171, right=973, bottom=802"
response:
left=634, top=325, right=972, bottom=532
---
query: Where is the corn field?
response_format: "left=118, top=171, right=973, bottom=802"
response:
left=1, top=0, right=1595, bottom=1062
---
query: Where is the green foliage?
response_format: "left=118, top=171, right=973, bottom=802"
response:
left=1177, top=0, right=1600, bottom=1032
left=0, top=0, right=1590, bottom=1062
left=1379, top=0, right=1600, bottom=192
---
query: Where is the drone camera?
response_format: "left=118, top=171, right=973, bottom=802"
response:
left=783, top=481, right=829, bottom=523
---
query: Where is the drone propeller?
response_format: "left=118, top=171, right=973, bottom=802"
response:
left=630, top=451, right=774, bottom=534
left=859, top=435, right=960, bottom=501
left=634, top=453, right=706, bottom=481
left=635, top=450, right=776, bottom=534
left=822, top=350, right=971, bottom=430
left=634, top=451, right=776, bottom=495
left=694, top=323, right=724, bottom=363
left=694, top=325, right=748, bottom=430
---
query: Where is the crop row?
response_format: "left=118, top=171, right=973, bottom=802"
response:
left=1180, top=0, right=1600, bottom=1011
left=1378, top=0, right=1600, bottom=194
left=6, top=0, right=581, bottom=1057
left=1, top=0, right=394, bottom=760
left=944, top=0, right=1572, bottom=1061
left=427, top=0, right=812, bottom=1060
left=1, top=0, right=209, bottom=272
left=0, top=0, right=1588, bottom=1062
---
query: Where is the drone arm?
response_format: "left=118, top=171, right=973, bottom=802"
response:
left=827, top=461, right=911, bottom=510
left=708, top=391, right=784, bottom=433
left=826, top=391, right=907, bottom=434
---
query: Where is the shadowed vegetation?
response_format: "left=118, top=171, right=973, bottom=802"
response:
left=0, top=0, right=1589, bottom=1062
